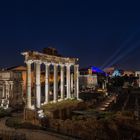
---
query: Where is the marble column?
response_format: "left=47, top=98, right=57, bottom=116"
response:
left=5, top=82, right=10, bottom=99
left=9, top=81, right=13, bottom=98
left=74, top=65, right=79, bottom=99
left=26, top=60, right=32, bottom=109
left=35, top=60, right=41, bottom=108
left=20, top=81, right=24, bottom=98
left=2, top=83, right=5, bottom=98
left=104, top=80, right=107, bottom=89
left=102, top=82, right=105, bottom=89
left=60, top=64, right=64, bottom=100
left=76, top=65, right=79, bottom=99
left=44, top=62, right=50, bottom=104
left=139, top=74, right=140, bottom=87
left=71, top=73, right=74, bottom=97
left=53, top=64, right=58, bottom=103
left=66, top=64, right=71, bottom=99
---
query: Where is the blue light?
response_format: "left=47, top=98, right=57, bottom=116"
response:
left=91, top=66, right=105, bottom=73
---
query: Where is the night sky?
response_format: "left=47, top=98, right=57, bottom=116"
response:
left=0, top=0, right=140, bottom=70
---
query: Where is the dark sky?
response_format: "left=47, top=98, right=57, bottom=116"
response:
left=0, top=0, right=140, bottom=70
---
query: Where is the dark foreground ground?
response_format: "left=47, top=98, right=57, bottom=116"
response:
left=1, top=88, right=140, bottom=140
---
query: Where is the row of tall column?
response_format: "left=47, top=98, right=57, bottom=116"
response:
left=26, top=60, right=79, bottom=109
left=0, top=81, right=13, bottom=109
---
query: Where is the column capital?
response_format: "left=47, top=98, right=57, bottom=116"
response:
left=5, top=81, right=10, bottom=85
left=52, top=63, right=59, bottom=66
left=44, top=62, right=51, bottom=66
left=75, top=64, right=79, bottom=67
left=59, top=63, right=65, bottom=67
left=9, top=81, right=14, bottom=84
left=66, top=63, right=73, bottom=67
left=25, top=60, right=33, bottom=65
left=34, top=60, right=42, bottom=64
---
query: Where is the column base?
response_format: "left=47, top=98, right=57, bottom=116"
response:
left=65, top=97, right=75, bottom=101
left=58, top=98, right=64, bottom=102
left=24, top=108, right=42, bottom=125
left=77, top=98, right=82, bottom=101
left=42, top=101, right=48, bottom=105
left=41, top=103, right=45, bottom=106
left=53, top=100, right=57, bottom=103
left=65, top=97, right=69, bottom=100
left=26, top=105, right=35, bottom=110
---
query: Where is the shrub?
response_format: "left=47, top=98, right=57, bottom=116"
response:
left=0, top=108, right=11, bottom=118
left=6, top=117, right=40, bottom=130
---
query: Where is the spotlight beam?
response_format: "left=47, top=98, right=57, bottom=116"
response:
left=101, top=30, right=139, bottom=69
left=104, top=41, right=140, bottom=68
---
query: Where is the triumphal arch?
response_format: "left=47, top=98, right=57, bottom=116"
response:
left=22, top=50, right=79, bottom=111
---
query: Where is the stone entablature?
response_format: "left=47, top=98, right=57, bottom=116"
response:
left=22, top=51, right=78, bottom=65
left=0, top=71, right=22, bottom=80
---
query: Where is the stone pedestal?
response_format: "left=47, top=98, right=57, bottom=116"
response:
left=24, top=108, right=40, bottom=125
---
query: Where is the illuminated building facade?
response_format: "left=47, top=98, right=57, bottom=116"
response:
left=79, top=74, right=97, bottom=89
left=79, top=66, right=104, bottom=89
left=0, top=70, right=23, bottom=109
left=122, top=70, right=135, bottom=76
left=104, top=67, right=115, bottom=75
left=7, top=66, right=33, bottom=96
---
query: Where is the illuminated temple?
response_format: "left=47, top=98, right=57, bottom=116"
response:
left=21, top=48, right=79, bottom=110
